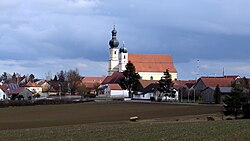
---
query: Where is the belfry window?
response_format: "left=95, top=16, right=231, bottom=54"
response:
left=124, top=55, right=126, bottom=59
left=150, top=76, right=153, bottom=80
left=114, top=51, right=116, bottom=54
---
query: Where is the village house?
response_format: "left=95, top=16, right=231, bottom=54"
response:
left=0, top=86, right=7, bottom=100
left=102, top=83, right=128, bottom=98
left=132, top=80, right=179, bottom=101
left=81, top=77, right=105, bottom=94
left=201, top=87, right=232, bottom=103
left=193, top=76, right=239, bottom=103
left=98, top=72, right=125, bottom=96
left=25, top=81, right=43, bottom=95
left=173, top=80, right=196, bottom=101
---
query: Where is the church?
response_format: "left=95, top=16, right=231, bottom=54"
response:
left=108, top=27, right=177, bottom=81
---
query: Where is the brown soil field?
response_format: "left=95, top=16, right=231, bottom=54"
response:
left=0, top=101, right=222, bottom=130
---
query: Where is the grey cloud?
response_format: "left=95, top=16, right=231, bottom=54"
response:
left=0, top=0, right=250, bottom=79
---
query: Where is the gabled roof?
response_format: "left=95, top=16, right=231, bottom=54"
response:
left=128, top=54, right=177, bottom=73
left=174, top=80, right=196, bottom=89
left=199, top=77, right=235, bottom=87
left=36, top=80, right=47, bottom=86
left=138, top=80, right=158, bottom=88
left=102, top=72, right=124, bottom=84
left=0, top=85, right=8, bottom=91
left=26, top=81, right=38, bottom=87
left=5, top=87, right=24, bottom=95
left=82, top=77, right=105, bottom=83
left=108, top=84, right=123, bottom=90
left=82, top=77, right=105, bottom=88
left=11, top=87, right=25, bottom=95
left=142, top=83, right=160, bottom=94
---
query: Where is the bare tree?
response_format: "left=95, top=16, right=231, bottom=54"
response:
left=45, top=71, right=53, bottom=81
left=66, top=69, right=81, bottom=95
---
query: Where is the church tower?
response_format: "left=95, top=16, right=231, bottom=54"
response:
left=119, top=41, right=128, bottom=72
left=108, top=26, right=119, bottom=75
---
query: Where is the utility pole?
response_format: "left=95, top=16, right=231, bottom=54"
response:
left=223, top=67, right=225, bottom=77
left=194, top=60, right=200, bottom=103
left=59, top=84, right=61, bottom=100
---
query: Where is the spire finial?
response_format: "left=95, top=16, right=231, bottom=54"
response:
left=113, top=25, right=115, bottom=29
left=123, top=41, right=125, bottom=47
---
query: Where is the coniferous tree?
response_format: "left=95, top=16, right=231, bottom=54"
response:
left=53, top=75, right=58, bottom=81
left=122, top=61, right=140, bottom=98
left=157, top=69, right=175, bottom=101
left=1, top=72, right=8, bottom=83
left=28, top=74, right=35, bottom=82
left=12, top=73, right=17, bottom=83
left=58, top=70, right=66, bottom=82
left=224, top=82, right=247, bottom=119
left=214, top=85, right=221, bottom=104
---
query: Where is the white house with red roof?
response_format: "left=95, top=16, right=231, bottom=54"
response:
left=25, top=81, right=42, bottom=95
left=108, top=27, right=177, bottom=80
left=103, top=84, right=128, bottom=98
left=0, top=86, right=7, bottom=100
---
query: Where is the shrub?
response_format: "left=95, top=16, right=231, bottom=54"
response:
left=242, top=103, right=250, bottom=119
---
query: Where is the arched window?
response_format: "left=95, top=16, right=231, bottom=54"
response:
left=124, top=55, right=126, bottom=59
left=114, top=51, right=116, bottom=54
left=150, top=76, right=153, bottom=80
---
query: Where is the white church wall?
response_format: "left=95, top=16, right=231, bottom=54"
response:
left=109, top=48, right=119, bottom=75
left=139, top=72, right=177, bottom=81
left=118, top=52, right=128, bottom=72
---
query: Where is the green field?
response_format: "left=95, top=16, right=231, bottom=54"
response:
left=1, top=101, right=244, bottom=141
left=1, top=119, right=250, bottom=141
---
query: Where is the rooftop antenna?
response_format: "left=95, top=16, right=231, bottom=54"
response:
left=223, top=67, right=225, bottom=77
left=196, top=59, right=200, bottom=80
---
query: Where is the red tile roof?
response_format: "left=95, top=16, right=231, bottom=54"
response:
left=26, top=81, right=38, bottom=87
left=102, top=72, right=124, bottom=84
left=108, top=84, right=123, bottom=90
left=82, top=77, right=105, bottom=83
left=200, top=77, right=235, bottom=87
left=128, top=54, right=177, bottom=73
left=36, top=80, right=47, bottom=86
left=0, top=85, right=8, bottom=91
left=5, top=87, right=25, bottom=95
left=174, top=80, right=196, bottom=86
left=81, top=77, right=105, bottom=88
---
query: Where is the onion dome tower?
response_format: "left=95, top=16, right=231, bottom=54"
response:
left=109, top=27, right=119, bottom=48
left=119, top=41, right=128, bottom=72
left=108, top=26, right=120, bottom=75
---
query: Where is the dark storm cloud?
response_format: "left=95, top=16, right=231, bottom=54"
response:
left=0, top=0, right=250, bottom=79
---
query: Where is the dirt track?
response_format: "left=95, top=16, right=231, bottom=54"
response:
left=0, top=102, right=222, bottom=130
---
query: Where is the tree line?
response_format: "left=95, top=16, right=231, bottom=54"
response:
left=0, top=69, right=87, bottom=95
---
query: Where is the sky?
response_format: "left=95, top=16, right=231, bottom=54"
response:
left=0, top=0, right=250, bottom=80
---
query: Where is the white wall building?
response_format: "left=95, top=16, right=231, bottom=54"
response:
left=0, top=88, right=7, bottom=100
left=108, top=27, right=177, bottom=80
left=103, top=84, right=128, bottom=98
